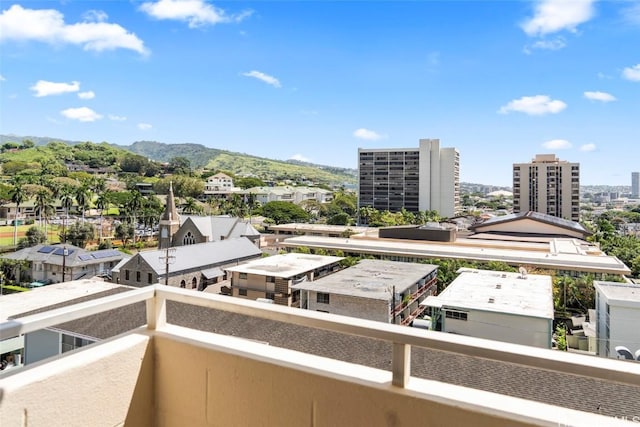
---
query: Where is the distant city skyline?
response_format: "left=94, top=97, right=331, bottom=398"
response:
left=1, top=1, right=638, bottom=186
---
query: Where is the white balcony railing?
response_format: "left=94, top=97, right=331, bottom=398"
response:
left=3, top=284, right=640, bottom=391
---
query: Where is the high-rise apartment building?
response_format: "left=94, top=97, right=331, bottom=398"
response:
left=358, top=138, right=459, bottom=218
left=513, top=154, right=579, bottom=222
left=632, top=172, right=639, bottom=198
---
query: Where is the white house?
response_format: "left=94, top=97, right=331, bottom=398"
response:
left=422, top=268, right=554, bottom=349
left=594, top=281, right=640, bottom=360
left=240, top=186, right=333, bottom=205
left=204, top=172, right=240, bottom=196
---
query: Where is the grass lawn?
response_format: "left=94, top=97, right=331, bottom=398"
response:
left=0, top=224, right=62, bottom=247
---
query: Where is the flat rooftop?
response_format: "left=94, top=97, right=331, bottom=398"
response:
left=1, top=280, right=125, bottom=322
left=268, top=223, right=370, bottom=235
left=292, top=259, right=437, bottom=300
left=422, top=269, right=553, bottom=319
left=280, top=235, right=631, bottom=275
left=225, top=253, right=344, bottom=278
left=594, top=281, right=640, bottom=305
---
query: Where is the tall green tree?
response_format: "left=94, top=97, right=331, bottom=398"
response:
left=9, top=176, right=26, bottom=246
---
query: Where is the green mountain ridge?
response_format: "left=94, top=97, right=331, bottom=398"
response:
left=0, top=134, right=357, bottom=186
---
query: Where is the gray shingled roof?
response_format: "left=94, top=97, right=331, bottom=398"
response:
left=16, top=289, right=640, bottom=420
left=181, top=216, right=260, bottom=242
left=134, top=237, right=262, bottom=274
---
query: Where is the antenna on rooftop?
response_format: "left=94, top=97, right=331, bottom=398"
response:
left=518, top=266, right=528, bottom=279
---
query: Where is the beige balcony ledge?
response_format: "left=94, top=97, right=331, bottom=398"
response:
left=1, top=285, right=640, bottom=426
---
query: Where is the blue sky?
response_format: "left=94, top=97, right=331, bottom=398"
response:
left=0, top=0, right=638, bottom=186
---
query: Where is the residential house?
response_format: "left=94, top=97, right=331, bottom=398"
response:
left=293, top=259, right=437, bottom=325
left=594, top=281, right=640, bottom=359
left=204, top=172, right=239, bottom=196
left=1, top=244, right=126, bottom=284
left=240, top=186, right=333, bottom=205
left=422, top=268, right=554, bottom=349
left=227, top=253, right=344, bottom=306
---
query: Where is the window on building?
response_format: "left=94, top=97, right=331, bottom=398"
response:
left=266, top=276, right=275, bottom=283
left=125, top=270, right=130, bottom=281
left=192, top=277, right=197, bottom=289
left=239, top=288, right=248, bottom=296
left=239, top=273, right=247, bottom=279
left=136, top=271, right=141, bottom=282
left=180, top=280, right=186, bottom=288
left=445, top=310, right=468, bottom=321
left=266, top=292, right=275, bottom=300
left=61, top=334, right=94, bottom=353
left=316, top=292, right=330, bottom=304
left=182, top=231, right=196, bottom=246
left=148, top=273, right=153, bottom=284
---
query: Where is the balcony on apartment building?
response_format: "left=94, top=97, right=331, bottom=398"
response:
left=1, top=284, right=640, bottom=426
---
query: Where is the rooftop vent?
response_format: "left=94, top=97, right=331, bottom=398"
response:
left=488, top=297, right=495, bottom=303
left=495, top=284, right=501, bottom=289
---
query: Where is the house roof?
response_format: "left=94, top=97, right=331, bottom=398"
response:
left=1, top=244, right=128, bottom=267
left=594, top=281, right=640, bottom=306
left=12, top=283, right=640, bottom=420
left=422, top=269, right=554, bottom=319
left=470, top=211, right=591, bottom=238
left=181, top=215, right=260, bottom=241
left=240, top=186, right=332, bottom=195
left=130, top=238, right=262, bottom=275
left=293, top=259, right=437, bottom=300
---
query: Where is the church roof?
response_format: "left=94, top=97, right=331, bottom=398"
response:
left=181, top=215, right=260, bottom=241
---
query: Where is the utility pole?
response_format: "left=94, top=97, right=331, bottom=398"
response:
left=159, top=247, right=176, bottom=286
left=62, top=246, right=69, bottom=282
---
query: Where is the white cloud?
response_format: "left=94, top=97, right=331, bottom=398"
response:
left=353, top=128, right=384, bottom=141
left=138, top=123, right=153, bottom=130
left=108, top=114, right=127, bottom=121
left=82, top=10, right=108, bottom=23
left=31, top=80, right=80, bottom=97
left=622, top=64, right=640, bottom=81
left=78, top=91, right=95, bottom=100
left=242, top=70, right=281, bottom=88
left=580, top=143, right=597, bottom=152
left=622, top=2, right=640, bottom=25
left=499, top=95, right=567, bottom=115
left=542, top=139, right=572, bottom=150
left=0, top=5, right=148, bottom=55
left=524, top=37, right=567, bottom=53
left=521, top=0, right=596, bottom=36
left=289, top=154, right=311, bottom=162
left=140, top=0, right=252, bottom=28
left=0, top=74, right=5, bottom=81
left=60, top=107, right=103, bottom=122
left=583, top=91, right=616, bottom=102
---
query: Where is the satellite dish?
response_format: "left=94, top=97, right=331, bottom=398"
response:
left=519, top=266, right=528, bottom=279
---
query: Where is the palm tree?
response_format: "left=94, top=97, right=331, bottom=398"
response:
left=95, top=190, right=112, bottom=243
left=182, top=197, right=203, bottom=215
left=75, top=184, right=91, bottom=223
left=126, top=190, right=144, bottom=244
left=9, top=177, right=26, bottom=246
left=59, top=186, right=75, bottom=243
left=34, top=188, right=53, bottom=230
